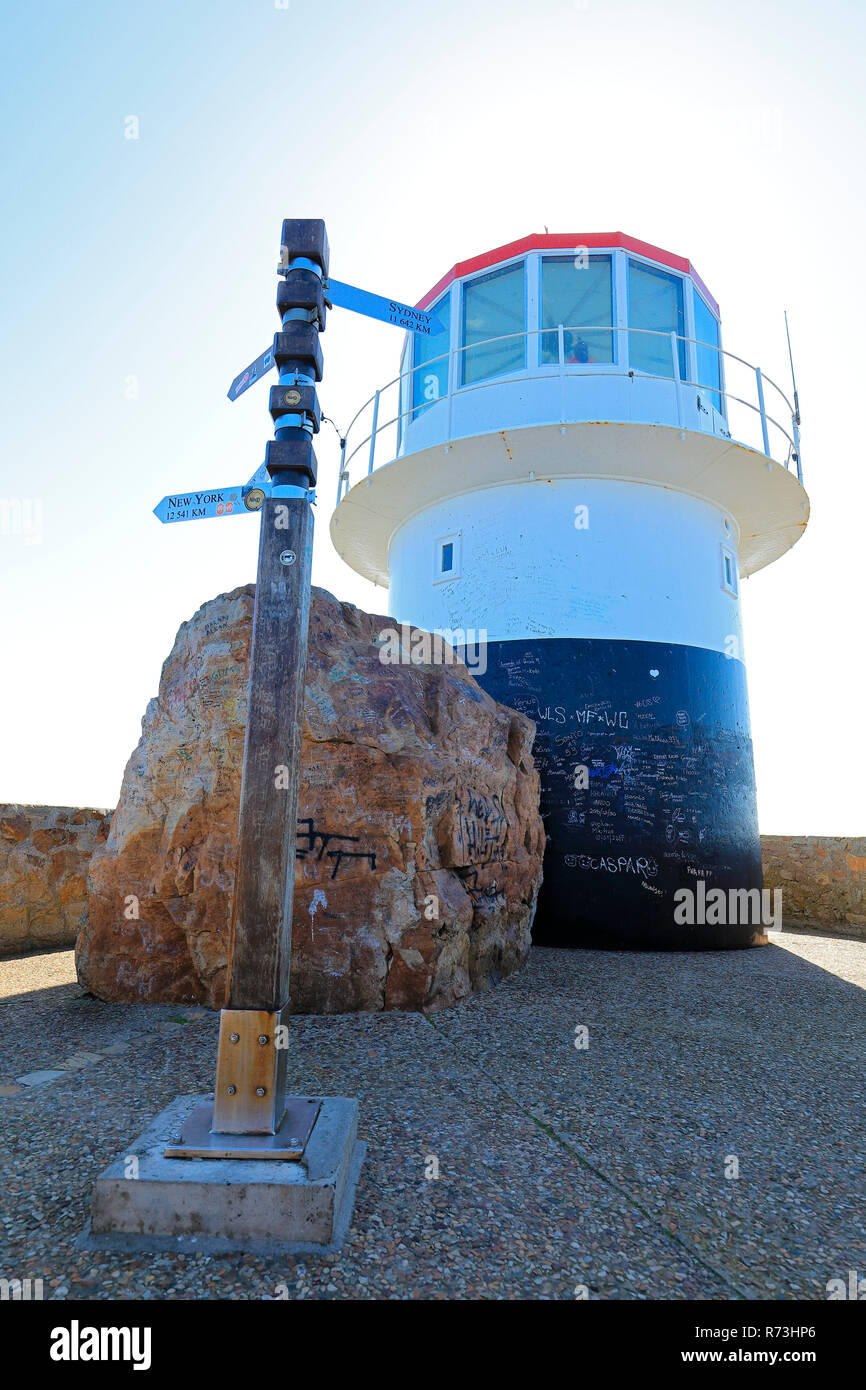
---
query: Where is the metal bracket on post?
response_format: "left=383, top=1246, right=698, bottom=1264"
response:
left=212, top=1007, right=289, bottom=1134
left=166, top=1005, right=322, bottom=1159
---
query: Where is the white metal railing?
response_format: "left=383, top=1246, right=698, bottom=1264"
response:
left=335, top=325, right=802, bottom=506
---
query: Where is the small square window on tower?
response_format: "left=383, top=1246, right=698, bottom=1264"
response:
left=720, top=544, right=738, bottom=596
left=435, top=533, right=461, bottom=583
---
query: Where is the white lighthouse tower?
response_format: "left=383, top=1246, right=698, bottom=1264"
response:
left=330, top=233, right=808, bottom=948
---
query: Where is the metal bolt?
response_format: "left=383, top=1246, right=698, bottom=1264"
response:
left=255, top=1086, right=266, bottom=1097
left=226, top=1085, right=237, bottom=1096
left=229, top=1033, right=240, bottom=1043
left=258, top=1035, right=269, bottom=1046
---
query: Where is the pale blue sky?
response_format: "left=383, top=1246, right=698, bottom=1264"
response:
left=1, top=0, right=863, bottom=831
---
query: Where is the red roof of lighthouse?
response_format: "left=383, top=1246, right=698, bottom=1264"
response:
left=416, top=232, right=719, bottom=317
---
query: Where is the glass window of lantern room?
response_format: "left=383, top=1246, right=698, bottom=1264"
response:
left=540, top=255, right=614, bottom=364
left=411, top=292, right=451, bottom=417
left=693, top=291, right=723, bottom=415
left=627, top=259, right=686, bottom=380
left=461, top=262, right=526, bottom=385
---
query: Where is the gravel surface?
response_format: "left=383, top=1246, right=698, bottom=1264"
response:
left=0, top=930, right=863, bottom=1300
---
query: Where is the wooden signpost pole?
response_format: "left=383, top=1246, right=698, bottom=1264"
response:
left=152, top=217, right=440, bottom=1165
left=167, top=219, right=328, bottom=1159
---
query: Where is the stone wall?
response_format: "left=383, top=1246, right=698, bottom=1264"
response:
left=761, top=835, right=866, bottom=939
left=0, top=806, right=111, bottom=955
left=3, top=801, right=863, bottom=963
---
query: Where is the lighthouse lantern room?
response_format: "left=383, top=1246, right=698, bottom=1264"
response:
left=331, top=233, right=809, bottom=948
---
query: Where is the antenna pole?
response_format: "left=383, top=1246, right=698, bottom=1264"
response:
left=784, top=310, right=803, bottom=483
left=784, top=310, right=801, bottom=425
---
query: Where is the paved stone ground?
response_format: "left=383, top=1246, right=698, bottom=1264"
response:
left=0, top=929, right=863, bottom=1300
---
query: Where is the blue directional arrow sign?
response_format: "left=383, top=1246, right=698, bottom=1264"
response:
left=227, top=277, right=443, bottom=400
left=326, top=279, right=444, bottom=335
left=227, top=346, right=276, bottom=401
left=244, top=460, right=271, bottom=493
left=154, top=487, right=250, bottom=524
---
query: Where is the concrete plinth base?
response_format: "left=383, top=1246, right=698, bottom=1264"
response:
left=80, top=1093, right=364, bottom=1256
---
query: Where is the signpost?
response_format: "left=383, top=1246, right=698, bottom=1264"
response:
left=228, top=345, right=276, bottom=401
left=325, top=279, right=444, bottom=335
left=154, top=218, right=432, bottom=1164
left=160, top=217, right=327, bottom=1158
left=86, top=217, right=452, bottom=1254
left=152, top=486, right=263, bottom=524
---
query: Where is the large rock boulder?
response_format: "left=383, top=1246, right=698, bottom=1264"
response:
left=0, top=805, right=111, bottom=955
left=76, top=586, right=544, bottom=1012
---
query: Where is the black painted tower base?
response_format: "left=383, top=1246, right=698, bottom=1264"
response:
left=477, top=638, right=766, bottom=949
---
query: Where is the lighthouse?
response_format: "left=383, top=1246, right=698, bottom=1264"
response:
left=330, top=233, right=808, bottom=949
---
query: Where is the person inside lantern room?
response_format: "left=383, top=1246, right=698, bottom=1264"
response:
left=563, top=330, right=591, bottom=363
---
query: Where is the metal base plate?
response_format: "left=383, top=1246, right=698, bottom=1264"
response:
left=164, top=1096, right=321, bottom=1160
